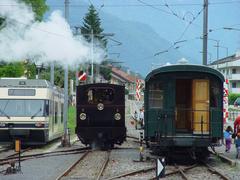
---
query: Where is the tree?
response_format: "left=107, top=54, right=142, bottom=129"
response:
left=81, top=5, right=111, bottom=82
left=0, top=62, right=24, bottom=77
left=99, top=61, right=111, bottom=81
left=22, top=0, right=48, bottom=21
left=81, top=4, right=107, bottom=48
left=41, top=64, right=76, bottom=88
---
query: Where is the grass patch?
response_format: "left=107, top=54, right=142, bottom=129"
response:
left=68, top=106, right=76, bottom=135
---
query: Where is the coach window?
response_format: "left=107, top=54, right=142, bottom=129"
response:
left=148, top=82, right=164, bottom=108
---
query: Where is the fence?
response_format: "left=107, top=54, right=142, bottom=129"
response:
left=228, top=109, right=240, bottom=122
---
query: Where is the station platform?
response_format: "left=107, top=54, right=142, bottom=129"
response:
left=214, top=143, right=240, bottom=166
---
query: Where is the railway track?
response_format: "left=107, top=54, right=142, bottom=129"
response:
left=0, top=147, right=89, bottom=166
left=106, top=166, right=155, bottom=180
left=56, top=150, right=111, bottom=180
left=0, top=146, right=11, bottom=153
left=163, top=162, right=230, bottom=180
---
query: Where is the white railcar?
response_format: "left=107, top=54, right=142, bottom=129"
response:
left=0, top=79, right=64, bottom=144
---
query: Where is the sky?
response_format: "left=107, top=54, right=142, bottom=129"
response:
left=94, top=0, right=240, bottom=62
left=60, top=0, right=240, bottom=63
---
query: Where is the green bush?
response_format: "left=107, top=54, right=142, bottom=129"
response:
left=68, top=106, right=76, bottom=135
left=228, top=93, right=240, bottom=105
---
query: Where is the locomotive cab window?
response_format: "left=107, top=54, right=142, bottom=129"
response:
left=87, top=88, right=114, bottom=104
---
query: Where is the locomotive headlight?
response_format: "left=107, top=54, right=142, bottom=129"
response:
left=97, top=103, right=104, bottom=111
left=114, top=113, right=121, bottom=120
left=80, top=113, right=86, bottom=120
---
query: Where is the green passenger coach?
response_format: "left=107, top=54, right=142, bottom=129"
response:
left=144, top=64, right=224, bottom=158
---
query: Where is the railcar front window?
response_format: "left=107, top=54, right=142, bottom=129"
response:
left=148, top=82, right=164, bottom=108
left=87, top=88, right=114, bottom=104
left=0, top=99, right=47, bottom=117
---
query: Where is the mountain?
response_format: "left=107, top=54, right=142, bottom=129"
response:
left=45, top=0, right=185, bottom=76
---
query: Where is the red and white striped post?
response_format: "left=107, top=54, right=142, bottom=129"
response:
left=223, top=79, right=229, bottom=124
left=136, top=79, right=141, bottom=101
left=78, top=71, right=87, bottom=82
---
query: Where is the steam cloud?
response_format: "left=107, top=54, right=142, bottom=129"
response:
left=0, top=0, right=105, bottom=65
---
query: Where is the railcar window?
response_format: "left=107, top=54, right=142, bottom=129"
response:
left=54, top=102, right=58, bottom=124
left=87, top=88, right=114, bottom=104
left=8, top=89, right=36, bottom=96
left=0, top=99, right=45, bottom=117
left=45, top=100, right=49, bottom=116
left=148, top=82, right=164, bottom=108
left=61, top=103, right=63, bottom=123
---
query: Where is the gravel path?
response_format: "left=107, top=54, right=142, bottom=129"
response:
left=102, top=148, right=155, bottom=180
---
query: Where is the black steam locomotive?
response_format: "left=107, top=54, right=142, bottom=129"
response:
left=75, top=83, right=126, bottom=148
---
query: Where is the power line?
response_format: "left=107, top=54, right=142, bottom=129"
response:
left=154, top=7, right=204, bottom=56
left=1, top=1, right=240, bottom=8
left=5, top=18, right=75, bottom=39
left=136, top=0, right=201, bottom=27
left=0, top=3, right=203, bottom=7
left=210, top=0, right=240, bottom=5
left=163, top=0, right=180, bottom=18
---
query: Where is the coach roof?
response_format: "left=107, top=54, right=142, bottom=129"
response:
left=145, top=64, right=225, bottom=82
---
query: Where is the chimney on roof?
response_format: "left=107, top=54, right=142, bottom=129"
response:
left=178, top=58, right=188, bottom=64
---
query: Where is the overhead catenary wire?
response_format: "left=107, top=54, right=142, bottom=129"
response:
left=1, top=1, right=240, bottom=7
left=154, top=7, right=204, bottom=56
left=136, top=0, right=201, bottom=26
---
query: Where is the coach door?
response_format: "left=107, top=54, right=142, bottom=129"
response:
left=192, top=80, right=210, bottom=134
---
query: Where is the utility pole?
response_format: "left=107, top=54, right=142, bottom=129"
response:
left=50, top=62, right=54, bottom=85
left=63, top=0, right=70, bottom=147
left=202, top=0, right=208, bottom=65
left=73, top=26, right=80, bottom=87
left=91, top=29, right=94, bottom=83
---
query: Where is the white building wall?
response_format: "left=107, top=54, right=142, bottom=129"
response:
left=209, top=57, right=240, bottom=94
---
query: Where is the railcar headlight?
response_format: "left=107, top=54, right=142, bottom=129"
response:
left=35, top=122, right=44, bottom=127
left=114, top=113, right=121, bottom=120
left=80, top=113, right=86, bottom=120
left=97, top=103, right=104, bottom=111
left=0, top=122, right=6, bottom=127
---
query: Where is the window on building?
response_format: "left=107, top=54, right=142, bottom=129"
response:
left=232, top=69, right=236, bottom=74
left=232, top=82, right=237, bottom=88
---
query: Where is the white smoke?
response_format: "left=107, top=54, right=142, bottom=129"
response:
left=0, top=0, right=105, bottom=65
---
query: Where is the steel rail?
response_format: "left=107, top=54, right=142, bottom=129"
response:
left=0, top=146, right=11, bottom=153
left=204, top=163, right=230, bottom=180
left=96, top=151, right=111, bottom=180
left=163, top=163, right=229, bottom=180
left=106, top=166, right=155, bottom=180
left=55, top=150, right=90, bottom=180
left=6, top=147, right=32, bottom=158
left=164, top=163, right=198, bottom=177
left=178, top=166, right=189, bottom=180
left=0, top=147, right=89, bottom=162
left=0, top=149, right=88, bottom=166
